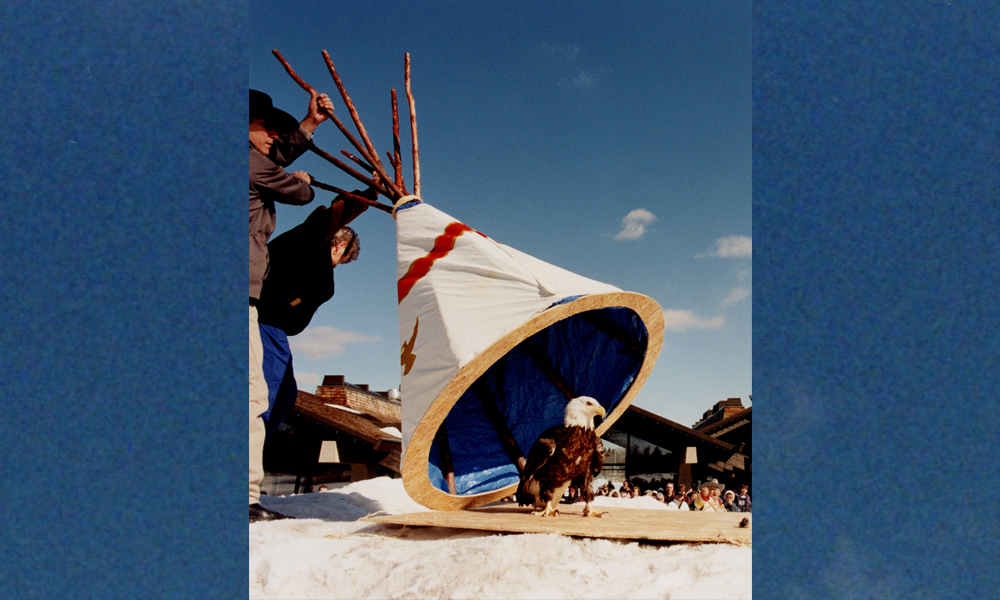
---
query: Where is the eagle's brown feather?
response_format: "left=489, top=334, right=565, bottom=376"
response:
left=516, top=424, right=603, bottom=509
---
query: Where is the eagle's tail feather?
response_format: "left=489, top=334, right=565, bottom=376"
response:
left=515, top=478, right=531, bottom=506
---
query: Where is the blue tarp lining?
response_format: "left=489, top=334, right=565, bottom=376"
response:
left=428, top=305, right=649, bottom=495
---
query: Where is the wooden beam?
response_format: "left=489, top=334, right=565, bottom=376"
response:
left=725, top=453, right=746, bottom=471
left=522, top=342, right=577, bottom=400
left=378, top=449, right=402, bottom=475
left=723, top=442, right=746, bottom=471
left=373, top=437, right=402, bottom=452
left=578, top=312, right=646, bottom=355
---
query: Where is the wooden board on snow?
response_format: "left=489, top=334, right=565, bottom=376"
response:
left=362, top=505, right=751, bottom=545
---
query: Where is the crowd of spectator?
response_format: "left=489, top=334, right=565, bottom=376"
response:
left=500, top=478, right=751, bottom=512
left=583, top=478, right=751, bottom=512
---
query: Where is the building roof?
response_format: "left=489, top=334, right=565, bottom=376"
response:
left=692, top=397, right=747, bottom=429
left=606, top=404, right=748, bottom=471
left=290, top=390, right=402, bottom=473
left=313, top=375, right=401, bottom=427
left=698, top=406, right=752, bottom=437
left=614, top=404, right=737, bottom=450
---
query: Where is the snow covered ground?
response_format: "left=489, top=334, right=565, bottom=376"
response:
left=249, top=477, right=751, bottom=599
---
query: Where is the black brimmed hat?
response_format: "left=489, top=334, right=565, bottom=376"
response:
left=250, top=89, right=299, bottom=134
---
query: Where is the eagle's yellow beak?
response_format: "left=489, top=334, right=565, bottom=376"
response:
left=595, top=405, right=607, bottom=418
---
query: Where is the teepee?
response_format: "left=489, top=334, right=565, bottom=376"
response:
left=273, top=50, right=664, bottom=510
left=393, top=198, right=663, bottom=509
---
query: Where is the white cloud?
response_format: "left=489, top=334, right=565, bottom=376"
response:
left=662, top=309, right=725, bottom=332
left=722, top=287, right=750, bottom=306
left=542, top=44, right=599, bottom=89
left=697, top=235, right=752, bottom=258
left=614, top=208, right=657, bottom=241
left=572, top=70, right=596, bottom=88
left=294, top=371, right=322, bottom=394
left=547, top=43, right=581, bottom=61
left=289, top=326, right=380, bottom=360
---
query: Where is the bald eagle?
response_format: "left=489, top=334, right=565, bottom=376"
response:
left=516, top=396, right=607, bottom=517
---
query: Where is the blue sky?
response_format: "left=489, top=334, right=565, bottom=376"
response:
left=251, top=1, right=750, bottom=427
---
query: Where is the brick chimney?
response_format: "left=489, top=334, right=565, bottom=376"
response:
left=693, top=397, right=745, bottom=429
left=315, top=375, right=348, bottom=405
left=322, top=375, right=345, bottom=386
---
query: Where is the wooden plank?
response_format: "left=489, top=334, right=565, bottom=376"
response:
left=363, top=505, right=751, bottom=545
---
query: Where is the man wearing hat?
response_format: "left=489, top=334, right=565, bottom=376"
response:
left=249, top=88, right=334, bottom=522
left=255, top=187, right=375, bottom=442
left=694, top=478, right=727, bottom=512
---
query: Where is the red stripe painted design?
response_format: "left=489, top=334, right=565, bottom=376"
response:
left=397, top=222, right=486, bottom=303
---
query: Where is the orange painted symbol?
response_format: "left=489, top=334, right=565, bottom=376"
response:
left=401, top=318, right=419, bottom=376
left=397, top=222, right=487, bottom=303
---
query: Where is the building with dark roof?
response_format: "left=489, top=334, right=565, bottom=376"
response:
left=603, top=398, right=752, bottom=491
left=263, top=374, right=752, bottom=496
left=261, top=376, right=402, bottom=495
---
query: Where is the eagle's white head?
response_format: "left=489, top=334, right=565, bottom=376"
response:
left=564, top=396, right=607, bottom=430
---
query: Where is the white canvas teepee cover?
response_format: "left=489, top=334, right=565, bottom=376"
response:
left=394, top=199, right=663, bottom=510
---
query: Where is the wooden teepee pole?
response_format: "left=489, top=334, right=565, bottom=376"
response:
left=320, top=50, right=404, bottom=201
left=386, top=151, right=407, bottom=195
left=271, top=49, right=399, bottom=207
left=272, top=48, right=422, bottom=207
left=405, top=53, right=421, bottom=198
left=340, top=149, right=374, bottom=174
left=307, top=143, right=389, bottom=197
left=306, top=177, right=394, bottom=214
left=271, top=49, right=373, bottom=166
left=391, top=89, right=406, bottom=193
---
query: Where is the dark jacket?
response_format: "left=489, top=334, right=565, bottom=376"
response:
left=257, top=194, right=370, bottom=335
left=249, top=127, right=315, bottom=300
